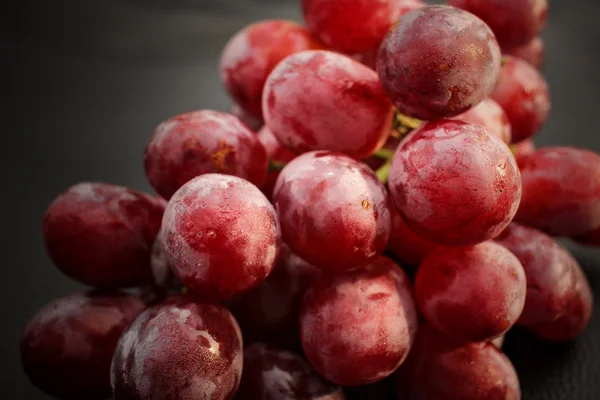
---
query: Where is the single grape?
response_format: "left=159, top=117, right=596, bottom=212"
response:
left=395, top=325, right=521, bottom=400
left=257, top=125, right=297, bottom=200
left=144, top=110, right=268, bottom=200
left=453, top=97, right=512, bottom=144
left=111, top=296, right=243, bottom=400
left=263, top=50, right=394, bottom=159
left=302, top=0, right=425, bottom=54
left=43, top=182, right=165, bottom=288
left=150, top=230, right=183, bottom=296
left=388, top=120, right=521, bottom=247
left=226, top=244, right=321, bottom=344
left=273, top=151, right=391, bottom=272
left=515, top=147, right=600, bottom=236
left=377, top=5, right=501, bottom=120
left=494, top=223, right=578, bottom=325
left=511, top=138, right=536, bottom=167
left=162, top=174, right=281, bottom=302
left=235, top=343, right=345, bottom=400
left=490, top=56, right=550, bottom=143
left=229, top=103, right=264, bottom=132
left=527, top=263, right=593, bottom=342
left=449, top=0, right=548, bottom=50
left=415, top=242, right=526, bottom=342
left=299, top=257, right=418, bottom=386
left=505, top=37, right=545, bottom=70
left=220, top=20, right=324, bottom=118
left=21, top=291, right=145, bottom=400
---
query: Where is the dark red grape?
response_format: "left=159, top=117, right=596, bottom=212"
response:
left=527, top=263, right=593, bottom=342
left=395, top=325, right=521, bottom=400
left=377, top=5, right=501, bottom=120
left=21, top=291, right=145, bottom=400
left=235, top=343, right=345, bottom=400
left=263, top=50, right=394, bottom=159
left=302, top=0, right=425, bottom=54
left=454, top=97, right=512, bottom=144
left=299, top=257, right=418, bottom=386
left=220, top=20, right=324, bottom=118
left=495, top=223, right=578, bottom=325
left=273, top=151, right=391, bottom=272
left=516, top=147, right=600, bottom=236
left=226, top=244, right=321, bottom=344
left=229, top=103, right=263, bottom=132
left=449, top=0, right=548, bottom=50
left=150, top=230, right=183, bottom=295
left=415, top=242, right=526, bottom=342
left=44, top=182, right=165, bottom=288
left=388, top=120, right=521, bottom=247
left=111, top=296, right=243, bottom=400
left=162, top=174, right=281, bottom=302
left=505, top=36, right=544, bottom=70
left=490, top=56, right=550, bottom=143
left=144, top=110, right=268, bottom=200
left=257, top=125, right=297, bottom=200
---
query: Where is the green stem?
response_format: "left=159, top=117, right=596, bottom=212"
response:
left=268, top=159, right=286, bottom=172
left=376, top=158, right=393, bottom=184
left=374, top=148, right=395, bottom=160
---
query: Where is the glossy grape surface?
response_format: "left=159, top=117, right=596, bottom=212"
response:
left=454, top=97, right=512, bottom=144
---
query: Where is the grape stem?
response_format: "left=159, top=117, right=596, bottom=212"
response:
left=376, top=157, right=393, bottom=184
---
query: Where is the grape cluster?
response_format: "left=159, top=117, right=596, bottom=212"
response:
left=22, top=1, right=597, bottom=399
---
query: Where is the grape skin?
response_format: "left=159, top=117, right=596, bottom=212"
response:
left=449, top=0, right=548, bottom=50
left=263, top=50, right=394, bottom=159
left=21, top=291, right=145, bottom=400
left=515, top=147, right=600, bottom=236
left=388, top=120, right=522, bottom=247
left=415, top=242, right=526, bottom=343
left=490, top=56, right=550, bottom=143
left=453, top=97, right=512, bottom=144
left=505, top=37, right=545, bottom=70
left=43, top=182, right=165, bottom=288
left=299, top=257, right=418, bottom=386
left=111, top=296, right=243, bottom=400
left=377, top=5, right=501, bottom=120
left=162, top=174, right=281, bottom=302
left=273, top=151, right=391, bottom=272
left=220, top=20, right=324, bottom=118
left=144, top=110, right=268, bottom=200
left=235, top=343, right=344, bottom=400
left=494, top=223, right=578, bottom=325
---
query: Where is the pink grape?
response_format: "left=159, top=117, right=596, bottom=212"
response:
left=454, top=97, right=512, bottom=144
left=415, top=242, right=526, bottom=342
left=388, top=120, right=522, bottom=247
left=144, top=110, right=268, bottom=200
left=377, top=5, right=501, bottom=120
left=299, top=257, right=418, bottom=386
left=263, top=50, right=394, bottom=159
left=505, top=37, right=545, bottom=70
left=273, top=151, right=391, bottom=272
left=162, top=174, right=281, bottom=302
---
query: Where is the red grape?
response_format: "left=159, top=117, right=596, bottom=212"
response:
left=490, top=56, right=550, bottom=143
left=229, top=103, right=263, bottom=132
left=257, top=125, right=297, bottom=200
left=263, top=50, right=394, bottom=159
left=395, top=325, right=521, bottom=400
left=299, top=257, right=418, bottom=386
left=273, top=151, right=391, bottom=272
left=388, top=120, right=522, bottom=247
left=527, top=263, right=593, bottom=342
left=302, top=0, right=425, bottom=54
left=449, top=0, right=548, bottom=50
left=495, top=223, right=578, bottom=325
left=21, top=291, right=145, bottom=400
left=144, top=110, right=268, bottom=200
left=505, top=36, right=545, bottom=70
left=511, top=138, right=536, bottom=167
left=415, top=242, right=526, bottom=342
left=377, top=5, right=501, bottom=120
left=150, top=230, right=183, bottom=295
left=111, top=296, right=243, bottom=400
left=236, top=343, right=345, bottom=400
left=162, top=174, right=281, bottom=302
left=226, top=244, right=321, bottom=343
left=454, top=97, right=512, bottom=144
left=43, top=182, right=165, bottom=288
left=220, top=20, right=324, bottom=118
left=516, top=147, right=600, bottom=236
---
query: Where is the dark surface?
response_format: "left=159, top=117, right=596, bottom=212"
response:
left=6, top=0, right=600, bottom=398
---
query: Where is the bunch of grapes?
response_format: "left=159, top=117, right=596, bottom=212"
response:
left=21, top=1, right=598, bottom=399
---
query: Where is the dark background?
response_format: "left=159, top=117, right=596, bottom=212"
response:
left=6, top=0, right=600, bottom=398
